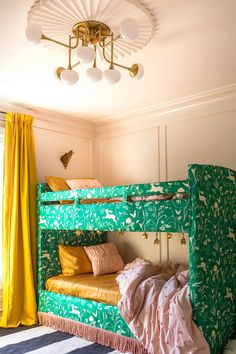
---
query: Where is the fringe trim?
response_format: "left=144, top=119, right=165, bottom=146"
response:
left=38, top=312, right=147, bottom=354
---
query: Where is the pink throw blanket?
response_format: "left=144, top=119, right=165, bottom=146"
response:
left=116, top=259, right=210, bottom=354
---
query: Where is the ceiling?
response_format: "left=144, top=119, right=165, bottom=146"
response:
left=0, top=0, right=235, bottom=123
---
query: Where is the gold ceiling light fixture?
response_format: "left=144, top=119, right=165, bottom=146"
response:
left=25, top=0, right=157, bottom=85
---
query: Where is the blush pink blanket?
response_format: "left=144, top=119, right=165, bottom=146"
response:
left=116, top=259, right=210, bottom=354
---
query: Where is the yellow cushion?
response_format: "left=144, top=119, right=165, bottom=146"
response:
left=45, top=176, right=69, bottom=191
left=59, top=244, right=93, bottom=275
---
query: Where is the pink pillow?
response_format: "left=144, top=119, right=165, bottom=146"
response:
left=84, top=242, right=124, bottom=276
left=66, top=178, right=102, bottom=190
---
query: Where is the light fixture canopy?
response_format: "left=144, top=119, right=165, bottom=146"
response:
left=26, top=0, right=157, bottom=85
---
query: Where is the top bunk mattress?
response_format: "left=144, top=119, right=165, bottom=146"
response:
left=45, top=273, right=121, bottom=306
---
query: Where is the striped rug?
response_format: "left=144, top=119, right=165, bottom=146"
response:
left=0, top=326, right=125, bottom=354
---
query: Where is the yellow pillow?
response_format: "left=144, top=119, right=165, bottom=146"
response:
left=45, top=176, right=72, bottom=205
left=45, top=176, right=69, bottom=191
left=59, top=244, right=93, bottom=275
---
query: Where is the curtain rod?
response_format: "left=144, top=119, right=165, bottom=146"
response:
left=0, top=111, right=6, bottom=115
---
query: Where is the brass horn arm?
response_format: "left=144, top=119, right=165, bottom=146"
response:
left=41, top=34, right=80, bottom=49
left=102, top=41, right=131, bottom=71
left=99, top=34, right=121, bottom=48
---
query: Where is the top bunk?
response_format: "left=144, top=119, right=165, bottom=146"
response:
left=37, top=176, right=191, bottom=233
left=37, top=164, right=235, bottom=234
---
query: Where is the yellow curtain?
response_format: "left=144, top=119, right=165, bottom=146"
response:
left=0, top=113, right=37, bottom=327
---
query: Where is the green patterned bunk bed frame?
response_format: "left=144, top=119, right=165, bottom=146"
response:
left=37, top=164, right=236, bottom=354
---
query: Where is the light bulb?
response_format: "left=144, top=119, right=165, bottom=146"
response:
left=129, top=63, right=144, bottom=80
left=86, top=67, right=103, bottom=82
left=60, top=69, right=79, bottom=85
left=135, top=64, right=144, bottom=80
left=120, top=19, right=139, bottom=41
left=77, top=46, right=96, bottom=64
left=103, top=69, right=121, bottom=84
left=25, top=22, right=43, bottom=44
left=134, top=64, right=144, bottom=80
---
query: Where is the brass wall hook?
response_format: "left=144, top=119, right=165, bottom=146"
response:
left=181, top=233, right=187, bottom=245
left=166, top=232, right=172, bottom=239
left=142, top=232, right=148, bottom=239
left=154, top=232, right=160, bottom=245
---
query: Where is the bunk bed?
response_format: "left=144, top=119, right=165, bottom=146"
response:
left=37, top=164, right=236, bottom=354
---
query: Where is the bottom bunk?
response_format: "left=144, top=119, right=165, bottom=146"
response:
left=37, top=229, right=145, bottom=353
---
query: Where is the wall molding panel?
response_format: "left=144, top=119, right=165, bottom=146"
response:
left=97, top=84, right=236, bottom=264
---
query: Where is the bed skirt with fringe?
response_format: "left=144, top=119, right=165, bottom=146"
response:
left=38, top=312, right=147, bottom=354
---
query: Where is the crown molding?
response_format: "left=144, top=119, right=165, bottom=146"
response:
left=0, top=98, right=96, bottom=137
left=1, top=83, right=236, bottom=137
left=96, top=83, right=236, bottom=134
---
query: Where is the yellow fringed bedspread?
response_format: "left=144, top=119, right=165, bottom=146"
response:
left=45, top=273, right=121, bottom=306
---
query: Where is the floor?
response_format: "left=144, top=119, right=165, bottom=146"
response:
left=0, top=325, right=124, bottom=354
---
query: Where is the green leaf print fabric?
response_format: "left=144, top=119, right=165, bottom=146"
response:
left=188, top=164, right=236, bottom=354
left=38, top=290, right=134, bottom=338
left=37, top=181, right=191, bottom=233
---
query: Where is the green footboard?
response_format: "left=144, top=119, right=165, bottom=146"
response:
left=189, top=164, right=236, bottom=353
left=38, top=290, right=134, bottom=338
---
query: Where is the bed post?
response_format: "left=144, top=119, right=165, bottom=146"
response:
left=188, top=164, right=236, bottom=353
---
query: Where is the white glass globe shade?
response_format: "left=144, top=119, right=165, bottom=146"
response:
left=25, top=22, right=43, bottom=44
left=86, top=67, right=103, bottom=83
left=77, top=46, right=96, bottom=64
left=134, top=63, right=144, bottom=80
left=60, top=69, right=79, bottom=85
left=103, top=69, right=121, bottom=84
left=120, top=19, right=139, bottom=41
